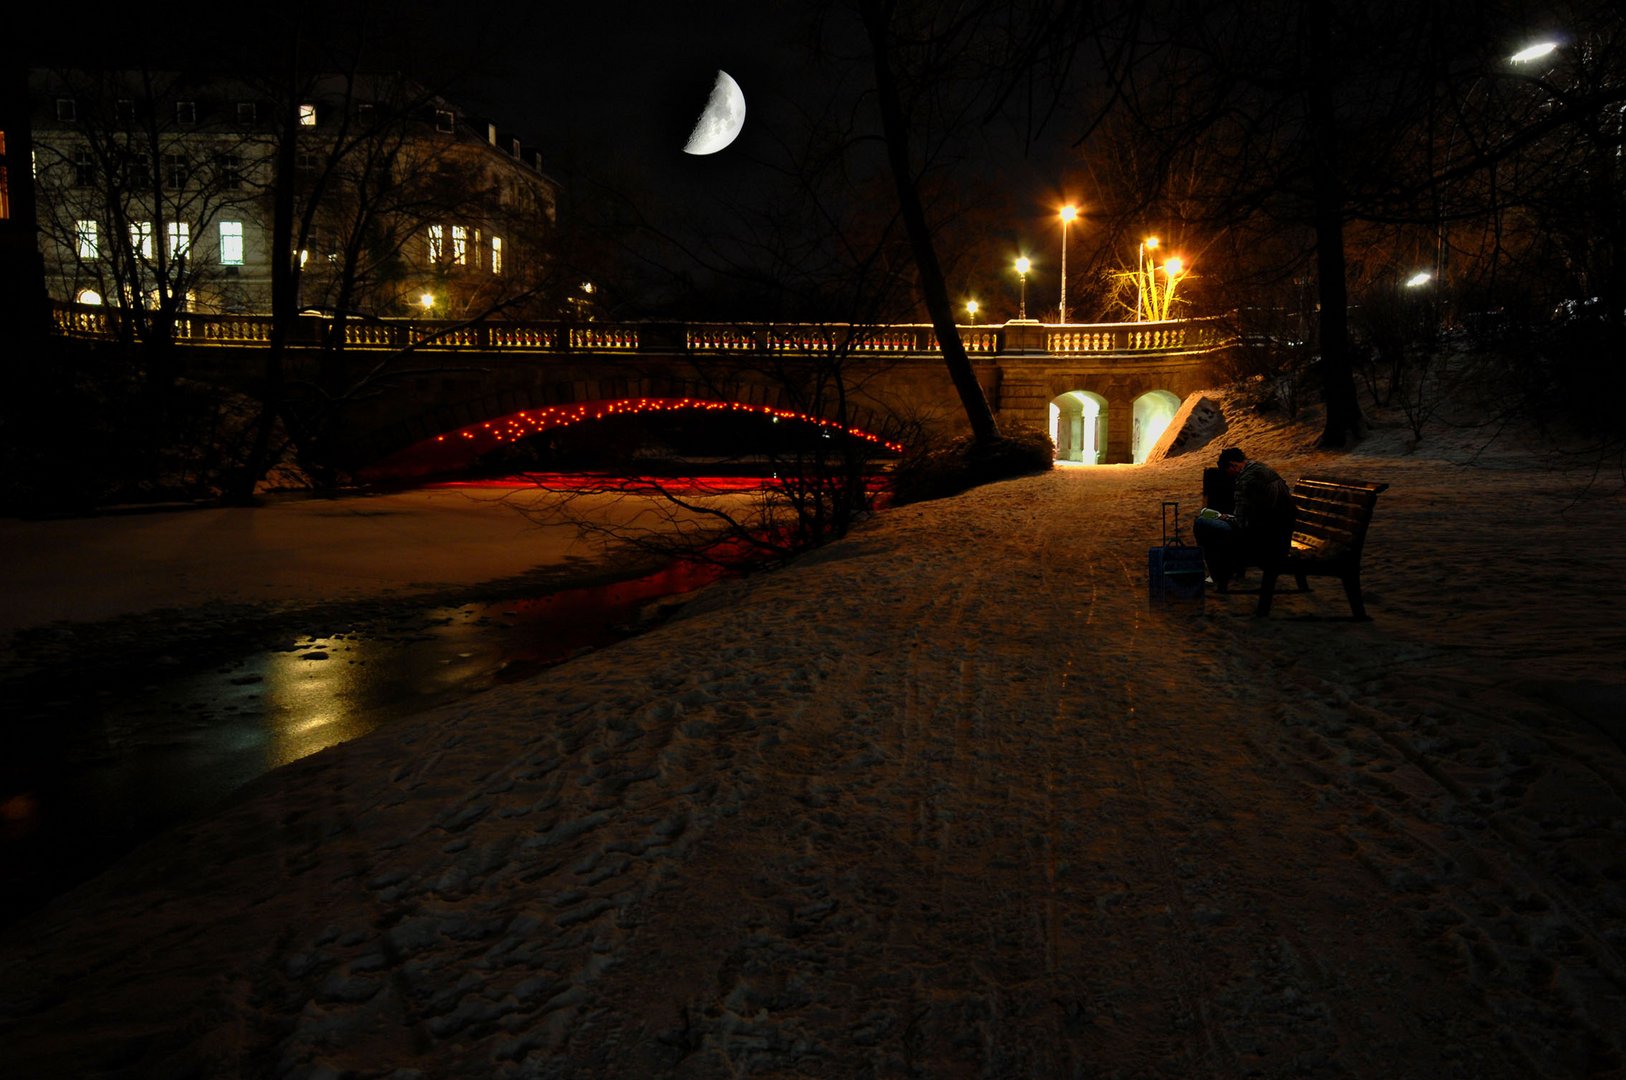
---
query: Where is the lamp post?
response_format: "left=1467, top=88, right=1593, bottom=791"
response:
left=965, top=299, right=979, bottom=325
left=1014, top=256, right=1031, bottom=319
left=1434, top=40, right=1562, bottom=322
left=1058, top=205, right=1078, bottom=323
left=1159, top=257, right=1184, bottom=321
left=1137, top=237, right=1158, bottom=321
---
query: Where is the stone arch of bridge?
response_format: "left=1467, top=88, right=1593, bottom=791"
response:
left=1131, top=389, right=1183, bottom=465
left=1048, top=390, right=1108, bottom=465
left=356, top=376, right=905, bottom=482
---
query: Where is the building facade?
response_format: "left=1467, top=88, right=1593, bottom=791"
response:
left=27, top=68, right=562, bottom=323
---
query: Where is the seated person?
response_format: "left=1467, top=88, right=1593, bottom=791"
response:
left=1194, top=447, right=1296, bottom=592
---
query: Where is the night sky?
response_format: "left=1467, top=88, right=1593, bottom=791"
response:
left=36, top=0, right=1088, bottom=318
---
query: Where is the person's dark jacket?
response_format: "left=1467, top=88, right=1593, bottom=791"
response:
left=1232, top=460, right=1295, bottom=555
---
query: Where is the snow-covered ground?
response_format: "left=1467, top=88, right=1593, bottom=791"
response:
left=2, top=394, right=1624, bottom=1078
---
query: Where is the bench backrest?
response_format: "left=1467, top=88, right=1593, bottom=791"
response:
left=1289, top=476, right=1389, bottom=560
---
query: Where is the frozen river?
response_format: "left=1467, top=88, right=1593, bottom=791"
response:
left=0, top=477, right=761, bottom=927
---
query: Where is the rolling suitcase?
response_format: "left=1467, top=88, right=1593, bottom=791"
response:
left=1148, top=501, right=1206, bottom=599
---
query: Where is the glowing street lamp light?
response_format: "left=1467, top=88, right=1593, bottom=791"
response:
left=1510, top=41, right=1559, bottom=64
left=1160, top=257, right=1185, bottom=320
left=1137, top=237, right=1159, bottom=321
left=1058, top=204, right=1079, bottom=323
left=1014, top=256, right=1031, bottom=320
left=965, top=299, right=979, bottom=325
left=1405, top=271, right=1433, bottom=288
left=418, top=292, right=436, bottom=310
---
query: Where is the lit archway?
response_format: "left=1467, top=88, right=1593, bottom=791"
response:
left=1131, top=390, right=1182, bottom=464
left=1048, top=390, right=1107, bottom=464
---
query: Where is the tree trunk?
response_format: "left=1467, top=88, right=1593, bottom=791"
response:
left=1306, top=4, right=1364, bottom=448
left=862, top=1, right=1000, bottom=444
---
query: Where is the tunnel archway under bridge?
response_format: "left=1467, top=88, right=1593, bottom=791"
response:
left=1046, top=387, right=1188, bottom=466
left=1049, top=391, right=1107, bottom=465
left=357, top=396, right=907, bottom=484
left=1131, top=389, right=1182, bottom=464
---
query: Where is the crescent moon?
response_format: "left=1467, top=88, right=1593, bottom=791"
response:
left=682, top=70, right=746, bottom=156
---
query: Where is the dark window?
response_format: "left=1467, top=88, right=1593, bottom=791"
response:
left=165, top=153, right=189, bottom=188
left=217, top=153, right=242, bottom=188
left=435, top=108, right=454, bottom=133
left=296, top=152, right=319, bottom=172
left=56, top=99, right=77, bottom=122
left=124, top=152, right=150, bottom=186
left=116, top=99, right=135, bottom=125
left=176, top=101, right=196, bottom=124
left=237, top=102, right=257, bottom=124
left=75, top=150, right=97, bottom=186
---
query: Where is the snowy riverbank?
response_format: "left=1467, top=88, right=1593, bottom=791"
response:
left=3, top=398, right=1624, bottom=1077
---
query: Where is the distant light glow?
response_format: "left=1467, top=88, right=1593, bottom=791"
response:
left=76, top=288, right=103, bottom=305
left=1060, top=205, right=1079, bottom=223
left=1510, top=41, right=1559, bottom=63
left=418, top=292, right=435, bottom=309
left=1015, top=256, right=1030, bottom=274
left=1406, top=271, right=1433, bottom=288
left=1163, top=257, right=1183, bottom=276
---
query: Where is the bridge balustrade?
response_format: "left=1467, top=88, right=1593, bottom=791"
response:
left=46, top=302, right=1232, bottom=360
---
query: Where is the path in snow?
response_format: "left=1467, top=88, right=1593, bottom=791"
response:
left=2, top=406, right=1624, bottom=1077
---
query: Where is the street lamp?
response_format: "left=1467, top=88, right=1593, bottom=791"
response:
left=418, top=292, right=435, bottom=311
left=1160, top=257, right=1185, bottom=320
left=1058, top=205, right=1078, bottom=323
left=1014, top=256, right=1031, bottom=320
left=1137, top=237, right=1159, bottom=321
left=1405, top=271, right=1433, bottom=288
left=1510, top=40, right=1559, bottom=64
left=965, top=299, right=979, bottom=325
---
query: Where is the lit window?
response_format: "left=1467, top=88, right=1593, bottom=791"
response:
left=77, top=219, right=98, bottom=258
left=130, top=221, right=153, bottom=260
left=219, top=220, right=244, bottom=265
left=74, top=150, right=96, bottom=186
left=435, top=109, right=454, bottom=133
left=56, top=99, right=77, bottom=122
left=167, top=221, right=190, bottom=258
left=452, top=225, right=467, bottom=265
left=237, top=102, right=257, bottom=124
left=299, top=103, right=317, bottom=126
left=176, top=101, right=196, bottom=124
left=491, top=235, right=502, bottom=275
left=426, top=224, right=444, bottom=264
left=76, top=288, right=103, bottom=305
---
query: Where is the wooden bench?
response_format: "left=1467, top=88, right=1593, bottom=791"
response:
left=1255, top=476, right=1390, bottom=619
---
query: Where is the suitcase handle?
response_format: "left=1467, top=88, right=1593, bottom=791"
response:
left=1162, top=501, right=1186, bottom=546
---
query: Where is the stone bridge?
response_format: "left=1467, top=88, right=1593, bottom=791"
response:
left=52, top=305, right=1236, bottom=478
